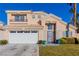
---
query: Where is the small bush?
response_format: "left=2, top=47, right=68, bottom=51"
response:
left=56, top=40, right=60, bottom=44
left=37, top=40, right=43, bottom=44
left=0, top=40, right=8, bottom=45
left=42, top=40, right=46, bottom=45
left=60, top=37, right=76, bottom=44
left=74, top=38, right=78, bottom=44
left=37, top=40, right=46, bottom=44
left=60, top=38, right=67, bottom=44
left=76, top=38, right=79, bottom=44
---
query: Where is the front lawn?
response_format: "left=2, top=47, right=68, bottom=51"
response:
left=39, top=44, right=79, bottom=56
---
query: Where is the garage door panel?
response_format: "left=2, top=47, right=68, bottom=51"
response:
left=9, top=32, right=38, bottom=44
left=9, top=33, right=26, bottom=43
left=30, top=33, right=38, bottom=43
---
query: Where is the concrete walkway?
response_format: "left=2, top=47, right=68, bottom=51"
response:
left=0, top=44, right=39, bottom=56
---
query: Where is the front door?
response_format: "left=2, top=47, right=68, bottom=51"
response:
left=47, top=31, right=53, bottom=43
left=47, top=23, right=56, bottom=44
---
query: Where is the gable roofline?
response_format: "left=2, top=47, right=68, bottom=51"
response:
left=49, top=13, right=77, bottom=29
left=5, top=10, right=77, bottom=29
left=33, top=11, right=48, bottom=15
left=32, top=11, right=77, bottom=30
left=5, top=10, right=32, bottom=13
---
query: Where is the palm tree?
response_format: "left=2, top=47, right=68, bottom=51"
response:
left=73, top=3, right=77, bottom=27
left=66, top=3, right=77, bottom=37
left=68, top=3, right=77, bottom=27
left=68, top=3, right=79, bottom=33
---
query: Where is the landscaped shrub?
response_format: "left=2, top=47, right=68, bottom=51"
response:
left=42, top=40, right=46, bottom=45
left=60, top=38, right=67, bottom=44
left=56, top=40, right=60, bottom=44
left=37, top=40, right=43, bottom=44
left=74, top=38, right=78, bottom=44
left=37, top=40, right=46, bottom=44
left=0, top=40, right=8, bottom=45
left=60, top=37, right=76, bottom=44
left=76, top=38, right=79, bottom=44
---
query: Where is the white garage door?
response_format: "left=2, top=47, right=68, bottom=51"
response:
left=9, top=31, right=38, bottom=44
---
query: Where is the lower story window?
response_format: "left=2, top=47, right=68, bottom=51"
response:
left=10, top=30, right=38, bottom=33
left=63, top=31, right=66, bottom=37
left=63, top=31, right=72, bottom=37
left=24, top=31, right=30, bottom=33
left=17, top=31, right=23, bottom=33
left=10, top=31, right=16, bottom=33
left=31, top=31, right=37, bottom=33
left=69, top=31, right=72, bottom=37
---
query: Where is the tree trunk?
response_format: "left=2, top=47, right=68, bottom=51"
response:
left=73, top=3, right=77, bottom=27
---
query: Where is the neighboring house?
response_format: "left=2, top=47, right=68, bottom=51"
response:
left=0, top=10, right=77, bottom=44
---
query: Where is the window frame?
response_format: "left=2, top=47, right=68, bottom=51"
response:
left=10, top=31, right=16, bottom=33
left=31, top=31, right=38, bottom=33
left=17, top=31, right=23, bottom=33
left=24, top=31, right=30, bottom=33
left=14, top=15, right=26, bottom=22
left=38, top=15, right=41, bottom=18
left=48, top=24, right=53, bottom=30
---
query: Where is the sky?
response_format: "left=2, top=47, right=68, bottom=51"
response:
left=0, top=3, right=79, bottom=25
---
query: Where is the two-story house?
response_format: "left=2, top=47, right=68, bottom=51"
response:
left=3, top=10, right=77, bottom=44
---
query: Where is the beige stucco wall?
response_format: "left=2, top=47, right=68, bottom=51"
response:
left=76, top=34, right=79, bottom=39
left=37, top=14, right=67, bottom=41
left=6, top=11, right=45, bottom=41
left=56, top=21, right=66, bottom=39
left=6, top=10, right=77, bottom=42
left=0, top=30, right=9, bottom=40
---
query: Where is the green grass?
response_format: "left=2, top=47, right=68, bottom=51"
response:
left=39, top=44, right=79, bottom=56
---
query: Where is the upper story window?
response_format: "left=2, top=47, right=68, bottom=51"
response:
left=14, top=15, right=26, bottom=22
left=38, top=15, right=41, bottom=18
left=48, top=24, right=53, bottom=30
left=32, top=14, right=41, bottom=19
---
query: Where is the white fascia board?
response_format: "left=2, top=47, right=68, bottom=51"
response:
left=5, top=10, right=32, bottom=13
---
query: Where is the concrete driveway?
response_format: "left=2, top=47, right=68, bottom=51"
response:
left=0, top=44, right=39, bottom=56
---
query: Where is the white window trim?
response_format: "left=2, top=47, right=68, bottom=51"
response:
left=10, top=22, right=28, bottom=23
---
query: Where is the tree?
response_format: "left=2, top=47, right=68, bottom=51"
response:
left=73, top=3, right=77, bottom=27
left=68, top=3, right=79, bottom=33
left=68, top=3, right=77, bottom=27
